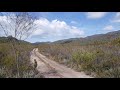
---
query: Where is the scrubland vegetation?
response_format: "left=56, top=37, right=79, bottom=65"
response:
left=0, top=38, right=40, bottom=78
left=0, top=12, right=44, bottom=78
left=1, top=32, right=120, bottom=78
left=1, top=12, right=120, bottom=78
left=38, top=37, right=120, bottom=78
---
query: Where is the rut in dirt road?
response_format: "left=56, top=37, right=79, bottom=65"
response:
left=30, top=48, right=93, bottom=78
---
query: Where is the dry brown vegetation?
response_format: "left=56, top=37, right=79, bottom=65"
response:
left=37, top=37, right=120, bottom=78
left=0, top=12, right=44, bottom=78
left=0, top=41, right=38, bottom=78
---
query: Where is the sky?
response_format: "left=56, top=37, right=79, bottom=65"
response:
left=1, top=12, right=120, bottom=43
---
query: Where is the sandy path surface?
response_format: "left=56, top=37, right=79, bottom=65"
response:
left=30, top=48, right=93, bottom=78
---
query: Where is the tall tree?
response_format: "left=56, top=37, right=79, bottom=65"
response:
left=0, top=12, right=37, bottom=77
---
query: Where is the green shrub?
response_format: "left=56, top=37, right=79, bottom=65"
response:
left=71, top=51, right=96, bottom=71
left=97, top=68, right=120, bottom=78
left=0, top=42, right=43, bottom=78
left=36, top=38, right=120, bottom=78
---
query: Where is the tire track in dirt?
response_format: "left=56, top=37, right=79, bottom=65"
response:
left=30, top=48, right=93, bottom=78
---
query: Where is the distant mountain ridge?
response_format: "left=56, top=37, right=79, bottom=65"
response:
left=52, top=30, right=120, bottom=45
left=32, top=42, right=51, bottom=45
left=0, top=36, right=30, bottom=44
left=1, top=30, right=119, bottom=45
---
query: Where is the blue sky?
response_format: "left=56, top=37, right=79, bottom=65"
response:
left=1, top=12, right=120, bottom=43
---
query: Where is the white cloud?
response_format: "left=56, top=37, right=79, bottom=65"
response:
left=0, top=14, right=35, bottom=40
left=0, top=15, right=15, bottom=36
left=86, top=12, right=107, bottom=19
left=71, top=21, right=78, bottom=24
left=32, top=18, right=84, bottom=41
left=116, top=12, right=120, bottom=17
left=0, top=14, right=85, bottom=42
left=111, top=12, right=120, bottom=23
left=103, top=25, right=114, bottom=31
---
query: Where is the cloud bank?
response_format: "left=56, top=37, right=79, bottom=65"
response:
left=103, top=25, right=114, bottom=31
left=31, top=18, right=84, bottom=41
left=0, top=15, right=84, bottom=42
left=86, top=12, right=107, bottom=19
left=111, top=12, right=120, bottom=23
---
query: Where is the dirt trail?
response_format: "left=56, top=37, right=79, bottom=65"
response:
left=30, top=48, right=93, bottom=78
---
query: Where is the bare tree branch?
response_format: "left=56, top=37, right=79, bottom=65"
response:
left=0, top=12, right=37, bottom=77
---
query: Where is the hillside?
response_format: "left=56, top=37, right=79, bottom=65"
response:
left=32, top=30, right=120, bottom=45
left=38, top=30, right=120, bottom=78
left=53, top=30, right=120, bottom=45
left=0, top=36, right=41, bottom=78
left=1, top=30, right=120, bottom=78
left=0, top=36, right=30, bottom=44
